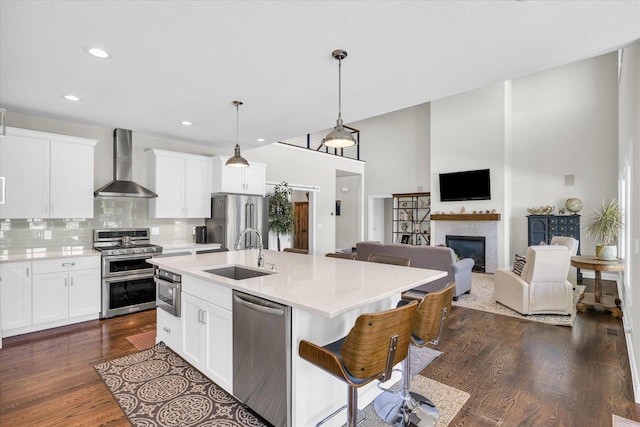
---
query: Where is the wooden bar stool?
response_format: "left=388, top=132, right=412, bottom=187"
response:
left=299, top=301, right=418, bottom=427
left=326, top=252, right=357, bottom=260
left=283, top=247, right=309, bottom=254
left=374, top=282, right=456, bottom=426
left=367, top=254, right=411, bottom=267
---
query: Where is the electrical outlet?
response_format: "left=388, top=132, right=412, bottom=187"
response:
left=635, top=238, right=639, bottom=255
left=44, top=230, right=52, bottom=240
left=151, top=227, right=160, bottom=235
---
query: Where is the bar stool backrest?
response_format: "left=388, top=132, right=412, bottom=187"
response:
left=283, top=248, right=309, bottom=254
left=412, top=282, right=456, bottom=346
left=326, top=253, right=357, bottom=260
left=367, top=253, right=411, bottom=267
left=342, top=301, right=417, bottom=380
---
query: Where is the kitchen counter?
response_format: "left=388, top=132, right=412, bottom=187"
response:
left=149, top=248, right=446, bottom=318
left=150, top=248, right=447, bottom=426
left=156, top=242, right=222, bottom=252
left=0, top=247, right=100, bottom=263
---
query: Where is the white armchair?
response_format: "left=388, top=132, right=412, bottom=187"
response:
left=550, top=235, right=579, bottom=287
left=495, top=245, right=573, bottom=315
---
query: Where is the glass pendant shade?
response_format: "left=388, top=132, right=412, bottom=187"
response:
left=323, top=118, right=356, bottom=148
left=225, top=144, right=249, bottom=168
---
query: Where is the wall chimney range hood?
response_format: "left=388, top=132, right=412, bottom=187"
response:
left=94, top=128, right=158, bottom=198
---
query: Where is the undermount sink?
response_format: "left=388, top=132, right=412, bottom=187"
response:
left=204, top=265, right=274, bottom=280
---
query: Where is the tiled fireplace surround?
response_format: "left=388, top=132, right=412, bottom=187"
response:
left=0, top=198, right=203, bottom=254
left=432, top=218, right=499, bottom=273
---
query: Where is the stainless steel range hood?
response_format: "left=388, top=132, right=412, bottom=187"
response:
left=94, top=128, right=158, bottom=198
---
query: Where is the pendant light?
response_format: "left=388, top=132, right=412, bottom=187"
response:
left=323, top=49, right=356, bottom=149
left=225, top=100, right=250, bottom=168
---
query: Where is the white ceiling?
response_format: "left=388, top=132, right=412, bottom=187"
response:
left=1, top=1, right=639, bottom=151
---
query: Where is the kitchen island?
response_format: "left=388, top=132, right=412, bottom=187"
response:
left=149, top=248, right=447, bottom=427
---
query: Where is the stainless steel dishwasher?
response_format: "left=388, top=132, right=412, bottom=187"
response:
left=233, top=291, right=291, bottom=427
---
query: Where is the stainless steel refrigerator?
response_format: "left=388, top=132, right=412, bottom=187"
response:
left=205, top=194, right=269, bottom=250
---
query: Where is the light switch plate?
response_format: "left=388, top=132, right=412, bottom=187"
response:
left=44, top=230, right=52, bottom=240
left=635, top=238, right=639, bottom=255
left=151, top=227, right=160, bottom=235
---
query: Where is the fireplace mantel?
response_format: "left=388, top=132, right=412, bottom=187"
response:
left=431, top=213, right=501, bottom=221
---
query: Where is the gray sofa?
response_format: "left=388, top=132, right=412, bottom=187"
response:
left=355, top=241, right=475, bottom=298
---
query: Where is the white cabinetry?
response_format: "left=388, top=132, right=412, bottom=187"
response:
left=181, top=276, right=233, bottom=393
left=31, top=257, right=100, bottom=326
left=147, top=149, right=212, bottom=218
left=156, top=307, right=182, bottom=350
left=0, top=262, right=32, bottom=332
left=0, top=127, right=97, bottom=219
left=212, top=155, right=266, bottom=196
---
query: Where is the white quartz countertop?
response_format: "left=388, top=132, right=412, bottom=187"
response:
left=0, top=247, right=100, bottom=263
left=159, top=242, right=222, bottom=251
left=149, top=249, right=447, bottom=318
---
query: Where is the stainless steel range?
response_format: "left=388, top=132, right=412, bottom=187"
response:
left=93, top=228, right=162, bottom=318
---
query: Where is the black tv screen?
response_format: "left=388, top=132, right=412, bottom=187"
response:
left=439, top=169, right=491, bottom=202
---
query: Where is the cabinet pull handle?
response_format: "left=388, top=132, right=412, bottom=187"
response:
left=163, top=326, right=171, bottom=333
left=62, top=262, right=75, bottom=267
left=70, top=277, right=74, bottom=286
left=64, top=277, right=68, bottom=287
left=0, top=176, right=5, bottom=205
left=201, top=310, right=206, bottom=324
left=197, top=309, right=202, bottom=323
left=26, top=267, right=29, bottom=277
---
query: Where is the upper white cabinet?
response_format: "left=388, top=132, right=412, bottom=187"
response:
left=147, top=149, right=212, bottom=219
left=0, top=127, right=97, bottom=219
left=212, top=155, right=266, bottom=196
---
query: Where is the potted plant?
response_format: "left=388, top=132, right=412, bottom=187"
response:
left=267, top=182, right=294, bottom=251
left=585, top=199, right=624, bottom=260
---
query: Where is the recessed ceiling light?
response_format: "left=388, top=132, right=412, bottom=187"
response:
left=257, top=138, right=265, bottom=142
left=180, top=121, right=193, bottom=126
left=64, top=95, right=80, bottom=101
left=85, top=47, right=111, bottom=59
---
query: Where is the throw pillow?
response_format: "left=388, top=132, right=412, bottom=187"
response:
left=512, top=254, right=526, bottom=276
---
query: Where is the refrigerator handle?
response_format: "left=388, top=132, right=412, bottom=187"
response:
left=244, top=202, right=250, bottom=248
left=250, top=202, right=255, bottom=247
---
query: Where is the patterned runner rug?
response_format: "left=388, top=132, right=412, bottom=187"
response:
left=95, top=343, right=468, bottom=427
left=452, top=273, right=585, bottom=327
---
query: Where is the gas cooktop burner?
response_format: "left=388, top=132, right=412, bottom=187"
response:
left=93, top=228, right=162, bottom=255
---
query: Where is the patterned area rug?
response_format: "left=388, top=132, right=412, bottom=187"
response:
left=452, top=273, right=585, bottom=327
left=95, top=343, right=268, bottom=427
left=96, top=343, right=468, bottom=427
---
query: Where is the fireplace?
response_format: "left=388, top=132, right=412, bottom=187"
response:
left=446, top=235, right=486, bottom=273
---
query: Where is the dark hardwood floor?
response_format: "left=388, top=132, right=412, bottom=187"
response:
left=0, top=278, right=638, bottom=426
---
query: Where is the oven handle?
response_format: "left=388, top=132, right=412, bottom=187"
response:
left=103, top=253, right=154, bottom=262
left=154, top=276, right=181, bottom=290
left=103, top=272, right=155, bottom=283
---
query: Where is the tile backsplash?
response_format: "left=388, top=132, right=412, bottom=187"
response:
left=0, top=198, right=205, bottom=254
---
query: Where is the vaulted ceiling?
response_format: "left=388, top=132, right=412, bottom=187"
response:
left=1, top=1, right=639, bottom=151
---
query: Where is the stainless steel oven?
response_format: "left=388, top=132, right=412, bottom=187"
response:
left=94, top=228, right=162, bottom=318
left=155, top=268, right=181, bottom=317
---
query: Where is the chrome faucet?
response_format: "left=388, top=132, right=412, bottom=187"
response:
left=235, top=228, right=264, bottom=267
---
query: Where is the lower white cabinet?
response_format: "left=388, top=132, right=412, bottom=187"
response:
left=31, top=257, right=100, bottom=326
left=181, top=279, right=233, bottom=394
left=0, top=262, right=32, bottom=331
left=156, top=308, right=182, bottom=351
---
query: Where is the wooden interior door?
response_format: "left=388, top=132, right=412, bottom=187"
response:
left=294, top=202, right=309, bottom=250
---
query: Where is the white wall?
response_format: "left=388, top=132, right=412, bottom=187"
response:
left=335, top=175, right=361, bottom=251
left=349, top=103, right=431, bottom=234
left=430, top=82, right=508, bottom=266
left=429, top=53, right=619, bottom=267
left=511, top=52, right=619, bottom=257
left=618, top=41, right=640, bottom=402
left=245, top=143, right=365, bottom=255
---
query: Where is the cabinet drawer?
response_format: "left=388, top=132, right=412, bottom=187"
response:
left=567, top=216, right=580, bottom=225
left=32, top=256, right=100, bottom=274
left=182, top=275, right=232, bottom=311
left=157, top=309, right=182, bottom=351
left=548, top=217, right=558, bottom=225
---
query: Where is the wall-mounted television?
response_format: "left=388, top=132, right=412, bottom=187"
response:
left=439, top=169, right=491, bottom=202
